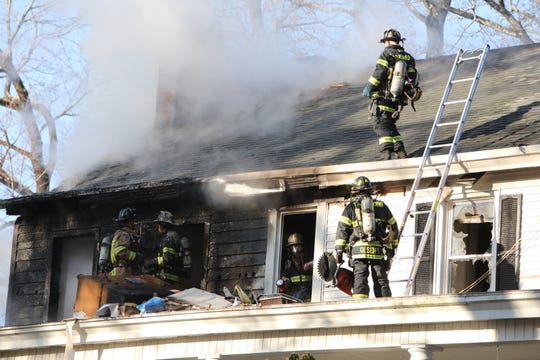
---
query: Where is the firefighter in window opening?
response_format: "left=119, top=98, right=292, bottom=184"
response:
left=334, top=176, right=399, bottom=299
left=363, top=29, right=421, bottom=160
left=278, top=232, right=314, bottom=302
left=109, top=206, right=143, bottom=277
left=143, top=211, right=185, bottom=287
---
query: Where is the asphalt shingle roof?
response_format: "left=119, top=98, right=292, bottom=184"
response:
left=68, top=43, right=540, bottom=193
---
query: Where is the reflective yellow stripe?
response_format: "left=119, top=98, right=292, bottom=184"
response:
left=335, top=239, right=347, bottom=246
left=379, top=136, right=393, bottom=145
left=353, top=293, right=368, bottom=299
left=376, top=58, right=389, bottom=67
left=392, top=135, right=403, bottom=143
left=378, top=105, right=397, bottom=112
left=291, top=275, right=312, bottom=283
left=395, top=54, right=411, bottom=61
left=111, top=245, right=126, bottom=263
left=368, top=76, right=380, bottom=86
left=339, top=215, right=353, bottom=226
left=159, top=271, right=181, bottom=283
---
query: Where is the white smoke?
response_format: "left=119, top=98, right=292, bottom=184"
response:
left=59, top=1, right=422, bottom=183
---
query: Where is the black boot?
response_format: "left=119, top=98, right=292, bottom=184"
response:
left=396, top=148, right=408, bottom=159
left=381, top=149, right=392, bottom=160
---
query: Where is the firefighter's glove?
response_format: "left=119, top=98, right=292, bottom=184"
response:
left=363, top=84, right=372, bottom=97
left=335, top=249, right=344, bottom=264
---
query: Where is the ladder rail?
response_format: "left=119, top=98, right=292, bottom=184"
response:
left=397, top=49, right=465, bottom=240
left=395, top=45, right=490, bottom=296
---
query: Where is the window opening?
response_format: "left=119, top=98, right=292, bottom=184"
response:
left=449, top=200, right=495, bottom=293
left=279, top=212, right=316, bottom=302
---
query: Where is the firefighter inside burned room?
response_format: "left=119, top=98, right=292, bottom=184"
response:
left=278, top=232, right=314, bottom=302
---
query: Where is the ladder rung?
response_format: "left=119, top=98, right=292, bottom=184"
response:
left=401, top=233, right=426, bottom=238
left=410, top=188, right=435, bottom=194
left=389, top=279, right=410, bottom=283
left=459, top=55, right=481, bottom=62
left=409, top=210, right=431, bottom=215
left=451, top=77, right=475, bottom=84
left=394, top=255, right=415, bottom=260
left=436, top=121, right=460, bottom=127
left=444, top=99, right=468, bottom=105
left=423, top=164, right=448, bottom=170
left=429, top=143, right=452, bottom=149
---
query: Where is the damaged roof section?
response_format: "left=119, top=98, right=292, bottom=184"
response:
left=5, top=44, right=540, bottom=206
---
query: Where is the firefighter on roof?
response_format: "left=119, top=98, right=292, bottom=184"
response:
left=143, top=211, right=185, bottom=287
left=334, top=176, right=399, bottom=299
left=278, top=232, right=314, bottom=302
left=109, top=206, right=143, bottom=276
left=363, top=29, right=420, bottom=160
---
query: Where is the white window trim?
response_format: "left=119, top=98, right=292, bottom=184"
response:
left=436, top=196, right=500, bottom=295
left=264, top=205, right=324, bottom=300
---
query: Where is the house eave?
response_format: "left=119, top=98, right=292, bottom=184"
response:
left=217, top=144, right=540, bottom=187
left=0, top=144, right=538, bottom=212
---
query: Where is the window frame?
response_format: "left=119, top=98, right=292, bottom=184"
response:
left=432, top=191, right=521, bottom=295
left=264, top=204, right=325, bottom=301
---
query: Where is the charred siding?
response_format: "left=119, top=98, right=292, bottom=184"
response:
left=206, top=210, right=268, bottom=294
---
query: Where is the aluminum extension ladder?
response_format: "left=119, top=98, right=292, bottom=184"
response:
left=397, top=44, right=490, bottom=296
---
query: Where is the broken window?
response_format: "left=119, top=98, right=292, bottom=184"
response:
left=447, top=196, right=520, bottom=294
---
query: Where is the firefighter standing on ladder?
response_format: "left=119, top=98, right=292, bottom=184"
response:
left=334, top=176, right=399, bottom=299
left=363, top=29, right=420, bottom=160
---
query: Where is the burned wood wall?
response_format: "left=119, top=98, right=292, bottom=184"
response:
left=206, top=209, right=268, bottom=294
left=5, top=193, right=272, bottom=326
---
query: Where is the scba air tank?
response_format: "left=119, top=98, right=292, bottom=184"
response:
left=98, top=235, right=112, bottom=269
left=390, top=60, right=407, bottom=101
left=361, top=196, right=376, bottom=241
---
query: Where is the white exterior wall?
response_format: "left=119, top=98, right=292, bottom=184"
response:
left=320, top=176, right=540, bottom=300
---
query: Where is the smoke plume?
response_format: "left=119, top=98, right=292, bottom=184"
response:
left=60, top=1, right=417, bottom=183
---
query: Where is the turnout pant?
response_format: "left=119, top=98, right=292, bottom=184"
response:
left=352, top=258, right=392, bottom=298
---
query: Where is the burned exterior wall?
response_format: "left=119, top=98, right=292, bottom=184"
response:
left=206, top=209, right=268, bottom=294
left=5, top=185, right=278, bottom=326
left=6, top=204, right=105, bottom=326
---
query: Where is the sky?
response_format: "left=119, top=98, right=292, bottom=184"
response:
left=0, top=0, right=521, bottom=326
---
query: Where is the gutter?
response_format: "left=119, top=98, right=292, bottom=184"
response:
left=216, top=144, right=540, bottom=188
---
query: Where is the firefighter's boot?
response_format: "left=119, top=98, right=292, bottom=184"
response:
left=381, top=149, right=392, bottom=160
left=396, top=148, right=408, bottom=159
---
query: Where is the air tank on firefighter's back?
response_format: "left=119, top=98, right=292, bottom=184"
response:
left=390, top=60, right=407, bottom=101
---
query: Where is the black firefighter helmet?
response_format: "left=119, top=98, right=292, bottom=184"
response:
left=351, top=176, right=372, bottom=196
left=380, top=29, right=405, bottom=43
left=114, top=206, right=136, bottom=222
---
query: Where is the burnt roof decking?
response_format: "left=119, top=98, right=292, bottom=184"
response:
left=10, top=43, right=540, bottom=200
